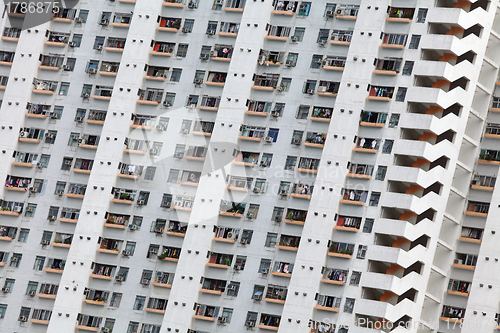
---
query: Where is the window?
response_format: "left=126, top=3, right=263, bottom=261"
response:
left=25, top=204, right=36, bottom=217
left=389, top=114, right=400, bottom=128
left=186, top=95, right=198, bottom=107
left=181, top=119, right=192, bottom=133
left=324, top=3, right=336, bottom=16
left=41, top=231, right=52, bottom=243
left=310, top=55, right=323, bottom=69
left=110, top=293, right=122, bottom=308
left=227, top=281, right=240, bottom=297
left=416, top=8, right=427, bottom=23
left=317, top=29, right=329, bottom=43
left=296, top=105, right=309, bottom=119
left=4, top=279, right=14, bottom=292
left=268, top=128, right=279, bottom=142
left=45, top=130, right=57, bottom=144
left=265, top=233, right=278, bottom=247
left=285, top=53, right=298, bottom=67
left=183, top=19, right=194, bottom=32
left=26, top=281, right=38, bottom=295
left=78, top=9, right=89, bottom=22
left=0, top=304, right=6, bottom=318
left=59, top=82, right=70, bottom=96
left=261, top=153, right=273, bottom=166
left=369, top=192, right=381, bottom=207
left=133, top=296, right=146, bottom=310
left=75, top=108, right=86, bottom=121
left=194, top=70, right=205, bottom=82
left=356, top=245, right=367, bottom=259
left=258, top=259, right=271, bottom=273
left=117, top=267, right=129, bottom=281
left=81, top=84, right=92, bottom=96
left=150, top=142, right=162, bottom=156
left=33, top=256, right=45, bottom=270
left=207, top=21, right=218, bottom=33
left=235, top=255, right=247, bottom=270
left=177, top=44, right=188, bottom=57
left=350, top=271, right=361, bottom=286
left=144, top=167, right=156, bottom=181
left=170, top=68, right=182, bottom=82
left=344, top=298, right=355, bottom=313
left=382, top=140, right=394, bottom=154
left=61, top=157, right=73, bottom=171
left=409, top=35, right=421, bottom=49
left=55, top=181, right=66, bottom=194
left=375, top=166, right=387, bottom=180
left=168, top=169, right=180, bottom=183
left=18, top=228, right=29, bottom=243
left=52, top=106, right=63, bottom=119
left=298, top=2, right=311, bottom=16
left=10, top=253, right=21, bottom=267
left=124, top=242, right=136, bottom=256
left=402, top=61, right=414, bottom=75
left=395, top=87, right=407, bottom=102
left=158, top=117, right=169, bottom=130
left=241, top=230, right=253, bottom=244
left=221, top=308, right=233, bottom=323
left=280, top=78, right=292, bottom=92
left=93, top=36, right=105, bottom=49
left=291, top=130, right=303, bottom=144
left=292, top=27, right=305, bottom=41
left=138, top=192, right=149, bottom=205
left=200, top=45, right=211, bottom=58
left=72, top=34, right=82, bottom=47
left=131, top=216, right=142, bottom=230
left=127, top=322, right=139, bottom=333
left=303, top=80, right=317, bottom=94
left=65, top=58, right=76, bottom=71
left=284, top=156, right=297, bottom=170
left=39, top=154, right=50, bottom=167
left=363, top=219, right=374, bottom=233
left=164, top=92, right=176, bottom=106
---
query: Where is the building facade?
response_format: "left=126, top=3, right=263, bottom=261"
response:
left=0, top=0, right=498, bottom=332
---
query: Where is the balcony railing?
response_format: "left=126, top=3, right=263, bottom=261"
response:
left=328, top=242, right=354, bottom=256
left=441, top=306, right=465, bottom=321
left=331, top=30, right=353, bottom=43
left=322, top=268, right=348, bottom=284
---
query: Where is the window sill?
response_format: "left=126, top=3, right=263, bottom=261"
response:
left=340, top=199, right=364, bottom=206
left=290, top=193, right=311, bottom=200
left=334, top=226, right=359, bottom=232
left=314, top=305, right=339, bottom=312
left=45, top=41, right=67, bottom=47
left=157, top=27, right=179, bottom=33
left=32, top=89, right=54, bottom=95
left=26, top=113, right=47, bottom=119
left=150, top=51, right=172, bottom=57
left=346, top=173, right=371, bottom=179
left=104, top=47, right=124, bottom=53
left=218, top=32, right=238, bottom=37
left=99, top=71, right=117, bottom=76
left=39, top=65, right=60, bottom=71
left=386, top=17, right=411, bottom=23
left=163, top=2, right=184, bottom=7
left=137, top=100, right=159, bottom=106
left=12, top=161, right=34, bottom=167
left=111, top=198, right=134, bottom=205
left=245, top=110, right=268, bottom=117
left=52, top=17, right=73, bottom=23
left=284, top=219, right=305, bottom=226
left=86, top=119, right=105, bottom=125
left=265, top=35, right=287, bottom=42
left=93, top=95, right=112, bottom=101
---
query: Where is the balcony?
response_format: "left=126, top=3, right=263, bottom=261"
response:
left=360, top=111, right=387, bottom=127
left=265, top=285, right=287, bottom=304
left=440, top=305, right=465, bottom=323
left=381, top=33, right=407, bottom=49
left=290, top=183, right=313, bottom=199
left=315, top=295, right=341, bottom=312
left=131, top=114, right=156, bottom=129
left=258, top=50, right=284, bottom=66
left=335, top=216, right=361, bottom=232
left=284, top=209, right=307, bottom=225
left=32, top=79, right=57, bottom=94
left=145, top=298, right=167, bottom=313
left=98, top=238, right=121, bottom=254
left=0, top=226, right=17, bottom=239
left=172, top=195, right=194, bottom=211
left=111, top=189, right=136, bottom=205
left=277, top=235, right=300, bottom=251
left=258, top=314, right=281, bottom=330
left=158, top=17, right=181, bottom=32
left=145, top=66, right=168, bottom=81
left=158, top=246, right=181, bottom=262
left=205, top=72, right=227, bottom=87
left=310, top=107, right=333, bottom=122
left=124, top=139, right=148, bottom=154
left=8, top=4, right=25, bottom=17
left=224, top=0, right=246, bottom=12
left=179, top=171, right=201, bottom=187
left=330, top=30, right=353, bottom=45
left=354, top=138, right=380, bottom=153
left=246, top=100, right=271, bottom=116
left=479, top=149, right=500, bottom=165
left=194, top=304, right=219, bottom=321
left=185, top=146, right=207, bottom=161
left=91, top=264, right=114, bottom=280
left=459, top=227, right=482, bottom=243
left=367, top=85, right=394, bottom=101
left=374, top=58, right=402, bottom=75
left=13, top=151, right=38, bottom=167
left=45, top=31, right=69, bottom=47
left=138, top=88, right=163, bottom=105
left=52, top=8, right=76, bottom=22
left=271, top=261, right=293, bottom=277
left=233, top=151, right=259, bottom=166
left=297, top=157, right=319, bottom=174
left=219, top=200, right=245, bottom=217
left=111, top=13, right=132, bottom=28
left=45, top=258, right=65, bottom=273
left=84, top=289, right=109, bottom=306
left=317, top=81, right=339, bottom=97
left=201, top=277, right=226, bottom=295
left=192, top=121, right=214, bottom=136
left=336, top=5, right=359, bottom=19
left=86, top=110, right=106, bottom=125
left=239, top=125, right=265, bottom=141
left=99, top=61, right=119, bottom=76
left=322, top=56, right=346, bottom=71
left=214, top=227, right=239, bottom=243
left=304, top=132, right=326, bottom=148
left=252, top=74, right=279, bottom=91
left=5, top=175, right=31, bottom=192
left=73, top=159, right=93, bottom=174
left=218, top=22, right=240, bottom=37
left=471, top=174, right=496, bottom=191
left=199, top=95, right=220, bottom=111
left=76, top=314, right=102, bottom=332
left=453, top=253, right=477, bottom=270
left=211, top=44, right=233, bottom=61
left=164, top=0, right=184, bottom=7
left=66, top=184, right=87, bottom=199
left=465, top=201, right=489, bottom=217
left=265, top=24, right=290, bottom=41
left=207, top=252, right=233, bottom=269
left=2, top=27, right=20, bottom=42
left=322, top=268, right=348, bottom=285
left=118, top=163, right=143, bottom=180
left=93, top=86, right=113, bottom=101
left=104, top=213, right=129, bottom=229
left=105, top=38, right=126, bottom=52
left=347, top=163, right=373, bottom=180
left=387, top=7, right=414, bottom=23
left=327, top=242, right=354, bottom=258
left=151, top=42, right=174, bottom=56
left=272, top=1, right=296, bottom=15
left=447, top=280, right=470, bottom=297
left=0, top=205, right=23, bottom=217
left=166, top=221, right=187, bottom=237
left=153, top=272, right=174, bottom=288
left=340, top=188, right=367, bottom=206
left=52, top=233, right=73, bottom=248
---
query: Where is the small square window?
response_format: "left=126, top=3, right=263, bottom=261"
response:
left=78, top=9, right=89, bottom=22
left=221, top=308, right=233, bottom=323
left=170, top=68, right=182, bottom=82
left=0, top=304, right=7, bottom=318
left=144, top=167, right=156, bottom=181
left=183, top=19, right=194, bottom=33
left=389, top=114, right=400, bottom=128
left=52, top=106, right=63, bottom=119
left=265, top=233, right=278, bottom=247
left=45, top=131, right=57, bottom=144
left=409, top=35, right=421, bottom=49
left=18, top=228, right=29, bottom=243
left=59, top=82, right=70, bottom=96
left=176, top=44, right=188, bottom=57
left=382, top=140, right=394, bottom=154
left=298, top=2, right=311, bottom=16
left=164, top=92, right=176, bottom=106
left=350, top=271, right=361, bottom=286
left=402, top=61, right=414, bottom=76
left=375, top=166, right=387, bottom=180
left=324, top=3, right=336, bottom=16
left=416, top=8, right=427, bottom=23
left=93, top=36, right=105, bottom=49
left=344, top=298, right=355, bottom=313
left=356, top=245, right=367, bottom=259
left=39, top=154, right=51, bottom=167
left=292, top=27, right=305, bottom=42
left=280, top=78, right=292, bottom=92
left=168, top=169, right=180, bottom=183
left=65, top=58, right=76, bottom=71
left=395, top=88, right=407, bottom=102
left=10, top=253, right=21, bottom=267
left=71, top=34, right=82, bottom=47
left=200, top=45, right=211, bottom=58
left=310, top=55, right=323, bottom=69
left=369, top=192, right=381, bottom=207
left=133, top=296, right=146, bottom=310
left=317, top=29, right=329, bottom=43
left=296, top=105, right=309, bottom=119
left=181, top=120, right=192, bottom=133
left=363, top=219, right=374, bottom=233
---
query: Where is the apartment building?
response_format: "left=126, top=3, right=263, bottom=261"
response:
left=0, top=0, right=499, bottom=332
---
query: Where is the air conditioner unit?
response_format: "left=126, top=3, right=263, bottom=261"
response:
left=50, top=112, right=59, bottom=119
left=257, top=55, right=265, bottom=62
left=96, top=45, right=103, bottom=51
left=28, top=188, right=36, bottom=194
left=246, top=213, right=254, bottom=219
left=207, top=29, right=216, bottom=35
left=68, top=42, right=76, bottom=47
left=181, top=27, right=190, bottom=33
left=319, top=40, right=327, bottom=46
left=293, top=139, right=301, bottom=145
left=75, top=17, right=83, bottom=24
left=76, top=116, right=84, bottom=122
left=115, top=275, right=124, bottom=282
left=261, top=268, right=269, bottom=274
left=240, top=238, right=248, bottom=245
left=215, top=0, right=224, bottom=5
left=163, top=101, right=172, bottom=107
left=129, top=224, right=138, bottom=230
left=56, top=190, right=64, bottom=196
left=188, top=2, right=196, bottom=8
left=1, top=287, right=9, bottom=293
left=210, top=50, right=218, bottom=57
left=88, top=68, right=97, bottom=74
left=137, top=199, right=145, bottom=206
left=277, top=85, right=284, bottom=92
left=122, top=250, right=131, bottom=256
left=227, top=231, right=235, bottom=239
left=264, top=136, right=273, bottom=143
left=318, top=86, right=327, bottom=92
left=41, top=240, right=50, bottom=245
left=156, top=125, right=165, bottom=131
left=45, top=133, right=54, bottom=139
left=28, top=290, right=36, bottom=297
left=326, top=10, right=335, bottom=17
left=77, top=138, right=85, bottom=144
left=154, top=227, right=164, bottom=233
left=36, top=162, right=43, bottom=169
left=285, top=60, right=294, bottom=67
left=245, top=321, right=256, bottom=327
left=470, top=180, right=479, bottom=186
left=82, top=93, right=90, bottom=99
left=19, top=316, right=28, bottom=322
left=164, top=202, right=171, bottom=208
left=234, top=265, right=242, bottom=271
left=149, top=149, right=158, bottom=155
left=253, top=294, right=262, bottom=301
left=227, top=284, right=236, bottom=291
left=252, top=187, right=261, bottom=194
left=62, top=65, right=71, bottom=71
left=15, top=206, right=22, bottom=213
left=306, top=89, right=315, bottom=95
left=275, top=215, right=282, bottom=223
left=260, top=160, right=268, bottom=167
left=200, top=54, right=209, bottom=60
left=150, top=248, right=158, bottom=254
left=290, top=36, right=298, bottom=42
left=194, top=78, right=204, bottom=84
left=11, top=256, right=18, bottom=262
left=454, top=259, right=463, bottom=265
left=280, top=190, right=288, bottom=196
left=218, top=316, right=227, bottom=324
left=19, top=131, right=27, bottom=138
left=174, top=153, right=184, bottom=159
left=141, top=279, right=150, bottom=285
left=101, top=328, right=111, bottom=333
left=48, top=215, right=57, bottom=221
left=100, top=19, right=109, bottom=25
left=182, top=129, right=189, bottom=134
